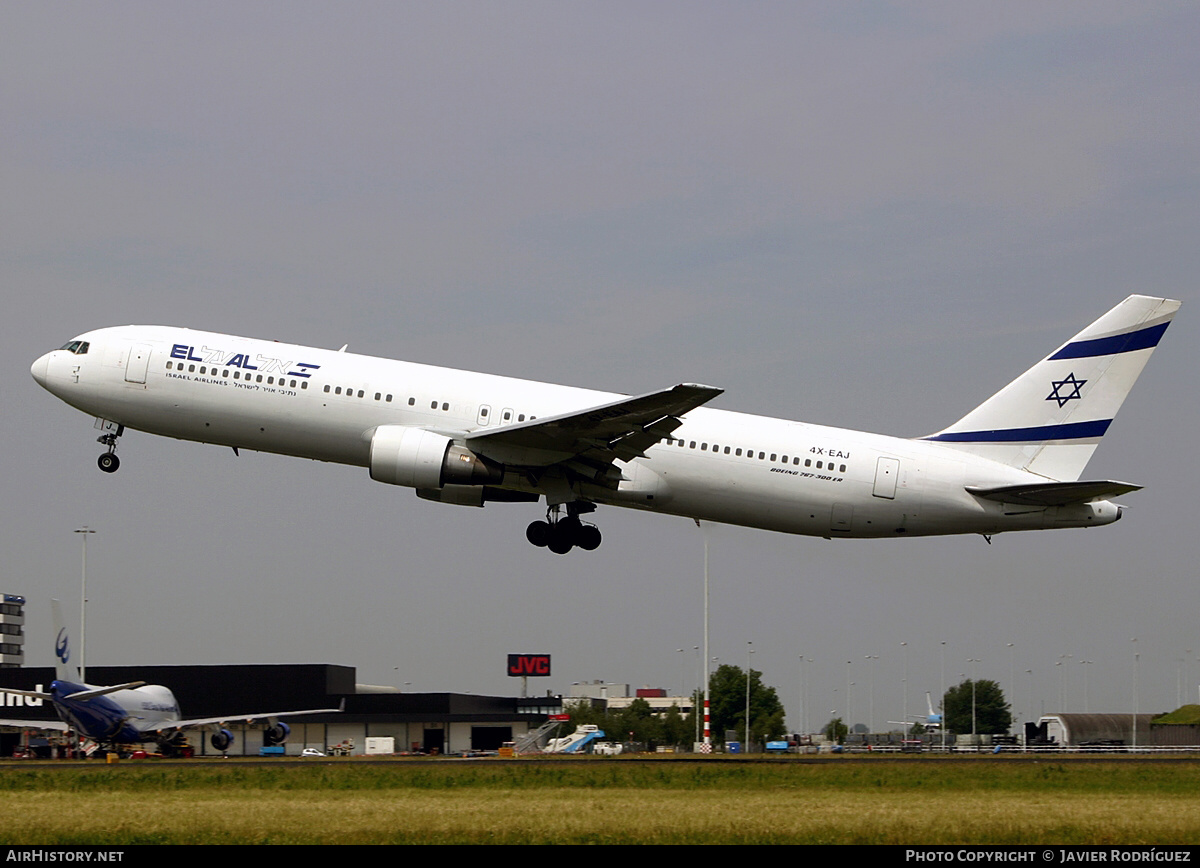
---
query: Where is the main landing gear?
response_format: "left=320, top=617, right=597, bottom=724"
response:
left=96, top=424, right=123, bottom=473
left=526, top=503, right=602, bottom=554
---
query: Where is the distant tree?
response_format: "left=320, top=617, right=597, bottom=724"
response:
left=707, top=663, right=786, bottom=748
left=615, top=696, right=661, bottom=744
left=660, top=703, right=690, bottom=748
left=823, top=717, right=848, bottom=744
left=942, top=679, right=1012, bottom=735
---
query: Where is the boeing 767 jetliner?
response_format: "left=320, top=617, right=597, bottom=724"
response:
left=31, top=295, right=1179, bottom=553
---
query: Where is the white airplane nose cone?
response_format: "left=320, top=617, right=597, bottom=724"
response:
left=31, top=353, right=50, bottom=387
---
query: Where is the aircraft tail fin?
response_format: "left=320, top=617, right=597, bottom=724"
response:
left=923, top=295, right=1180, bottom=481
left=50, top=599, right=79, bottom=682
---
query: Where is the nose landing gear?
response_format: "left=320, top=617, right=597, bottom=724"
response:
left=526, top=503, right=602, bottom=554
left=96, top=424, right=123, bottom=473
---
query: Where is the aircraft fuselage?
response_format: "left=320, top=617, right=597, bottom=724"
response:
left=32, top=325, right=1123, bottom=542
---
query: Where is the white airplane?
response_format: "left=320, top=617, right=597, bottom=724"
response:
left=30, top=295, right=1179, bottom=553
left=0, top=601, right=340, bottom=754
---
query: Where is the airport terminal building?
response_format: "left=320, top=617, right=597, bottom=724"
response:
left=0, top=663, right=560, bottom=756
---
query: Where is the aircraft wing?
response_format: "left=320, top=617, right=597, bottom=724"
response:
left=465, top=383, right=723, bottom=473
left=135, top=705, right=342, bottom=734
left=966, top=480, right=1142, bottom=506
left=0, top=717, right=71, bottom=732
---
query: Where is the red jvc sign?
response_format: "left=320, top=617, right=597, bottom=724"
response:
left=507, top=654, right=551, bottom=677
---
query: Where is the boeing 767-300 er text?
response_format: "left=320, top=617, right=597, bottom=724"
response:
left=31, top=295, right=1179, bottom=553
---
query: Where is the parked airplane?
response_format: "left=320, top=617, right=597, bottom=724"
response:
left=0, top=601, right=340, bottom=754
left=31, top=295, right=1179, bottom=553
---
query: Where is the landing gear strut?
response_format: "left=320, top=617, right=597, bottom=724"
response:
left=526, top=503, right=602, bottom=554
left=96, top=424, right=123, bottom=473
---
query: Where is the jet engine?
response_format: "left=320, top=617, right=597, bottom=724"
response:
left=369, top=426, right=503, bottom=490
left=210, top=729, right=233, bottom=751
left=263, top=722, right=290, bottom=746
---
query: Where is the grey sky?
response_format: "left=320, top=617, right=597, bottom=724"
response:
left=2, top=2, right=1197, bottom=730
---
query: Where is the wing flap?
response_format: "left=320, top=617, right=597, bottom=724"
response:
left=966, top=479, right=1142, bottom=506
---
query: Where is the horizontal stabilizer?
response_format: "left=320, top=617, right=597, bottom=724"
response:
left=966, top=480, right=1141, bottom=506
left=61, top=681, right=147, bottom=701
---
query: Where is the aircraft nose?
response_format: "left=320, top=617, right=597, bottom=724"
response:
left=31, top=352, right=50, bottom=388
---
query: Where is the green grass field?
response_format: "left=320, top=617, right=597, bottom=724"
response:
left=2, top=755, right=1199, bottom=845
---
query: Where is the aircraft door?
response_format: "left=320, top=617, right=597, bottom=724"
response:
left=125, top=344, right=152, bottom=384
left=873, top=457, right=899, bottom=499
left=477, top=404, right=492, bottom=426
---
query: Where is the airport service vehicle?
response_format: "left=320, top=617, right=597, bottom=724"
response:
left=30, top=295, right=1179, bottom=552
left=0, top=601, right=340, bottom=754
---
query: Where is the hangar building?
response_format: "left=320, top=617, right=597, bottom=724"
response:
left=0, top=663, right=560, bottom=756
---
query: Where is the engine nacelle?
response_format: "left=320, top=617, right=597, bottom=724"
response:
left=369, top=426, right=504, bottom=490
left=210, top=729, right=233, bottom=751
left=263, top=722, right=290, bottom=746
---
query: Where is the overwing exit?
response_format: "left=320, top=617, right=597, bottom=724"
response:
left=31, top=295, right=1180, bottom=553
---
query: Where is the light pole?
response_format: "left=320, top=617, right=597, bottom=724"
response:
left=864, top=655, right=879, bottom=737
left=1132, top=637, right=1139, bottom=752
left=1007, top=643, right=1015, bottom=722
left=744, top=643, right=754, bottom=751
left=939, top=641, right=947, bottom=751
left=74, top=527, right=96, bottom=681
left=967, top=659, right=981, bottom=738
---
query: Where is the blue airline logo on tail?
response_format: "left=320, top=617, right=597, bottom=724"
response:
left=1046, top=373, right=1087, bottom=408
left=55, top=628, right=69, bottom=665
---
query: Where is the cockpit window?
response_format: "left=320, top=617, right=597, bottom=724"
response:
left=58, top=341, right=89, bottom=355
